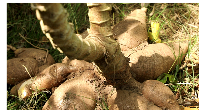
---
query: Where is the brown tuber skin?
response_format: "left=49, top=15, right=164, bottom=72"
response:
left=107, top=90, right=162, bottom=110
left=17, top=63, right=77, bottom=99
left=113, top=8, right=148, bottom=51
left=7, top=57, right=39, bottom=85
left=142, top=80, right=181, bottom=110
left=42, top=70, right=99, bottom=110
left=129, top=43, right=188, bottom=82
left=14, top=48, right=55, bottom=66
left=7, top=48, right=56, bottom=85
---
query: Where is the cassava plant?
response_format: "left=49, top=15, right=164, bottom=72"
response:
left=31, top=3, right=140, bottom=89
left=11, top=3, right=189, bottom=109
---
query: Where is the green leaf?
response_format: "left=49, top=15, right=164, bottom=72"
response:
left=157, top=73, right=175, bottom=83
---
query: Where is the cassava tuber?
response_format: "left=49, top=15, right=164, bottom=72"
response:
left=129, top=42, right=188, bottom=82
left=7, top=57, right=39, bottom=85
left=7, top=48, right=56, bottom=85
left=14, top=48, right=55, bottom=66
left=17, top=63, right=77, bottom=99
left=142, top=80, right=181, bottom=110
left=107, top=90, right=162, bottom=110
left=42, top=70, right=100, bottom=110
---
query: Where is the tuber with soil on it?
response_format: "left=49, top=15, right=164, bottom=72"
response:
left=129, top=42, right=188, bottom=82
left=14, top=48, right=55, bottom=66
left=15, top=63, right=77, bottom=99
left=113, top=7, right=148, bottom=51
left=7, top=48, right=55, bottom=85
left=107, top=90, right=162, bottom=110
left=142, top=80, right=181, bottom=110
left=21, top=3, right=187, bottom=110
left=42, top=70, right=100, bottom=110
left=7, top=57, right=39, bottom=85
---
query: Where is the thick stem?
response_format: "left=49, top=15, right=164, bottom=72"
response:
left=32, top=3, right=105, bottom=62
left=87, top=3, right=113, bottom=38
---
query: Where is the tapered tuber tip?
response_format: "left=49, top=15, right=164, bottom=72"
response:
left=18, top=86, right=32, bottom=99
left=18, top=79, right=33, bottom=99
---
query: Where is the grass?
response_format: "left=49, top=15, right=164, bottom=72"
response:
left=7, top=3, right=199, bottom=109
left=7, top=90, right=51, bottom=110
left=62, top=3, right=89, bottom=34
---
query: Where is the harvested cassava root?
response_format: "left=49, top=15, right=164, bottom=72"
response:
left=129, top=42, right=188, bottom=82
left=10, top=63, right=77, bottom=99
left=42, top=70, right=99, bottom=110
left=107, top=81, right=181, bottom=110
left=7, top=58, right=39, bottom=85
left=107, top=90, right=162, bottom=110
left=142, top=80, right=180, bottom=110
left=11, top=63, right=77, bottom=99
left=113, top=7, right=148, bottom=50
left=14, top=48, right=55, bottom=66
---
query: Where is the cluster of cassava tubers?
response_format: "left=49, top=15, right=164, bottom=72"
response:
left=7, top=3, right=189, bottom=110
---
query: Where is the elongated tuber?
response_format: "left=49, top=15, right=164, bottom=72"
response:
left=17, top=63, right=77, bottom=99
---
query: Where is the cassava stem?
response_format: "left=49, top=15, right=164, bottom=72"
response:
left=32, top=3, right=104, bottom=62
left=87, top=3, right=113, bottom=38
left=32, top=3, right=128, bottom=77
